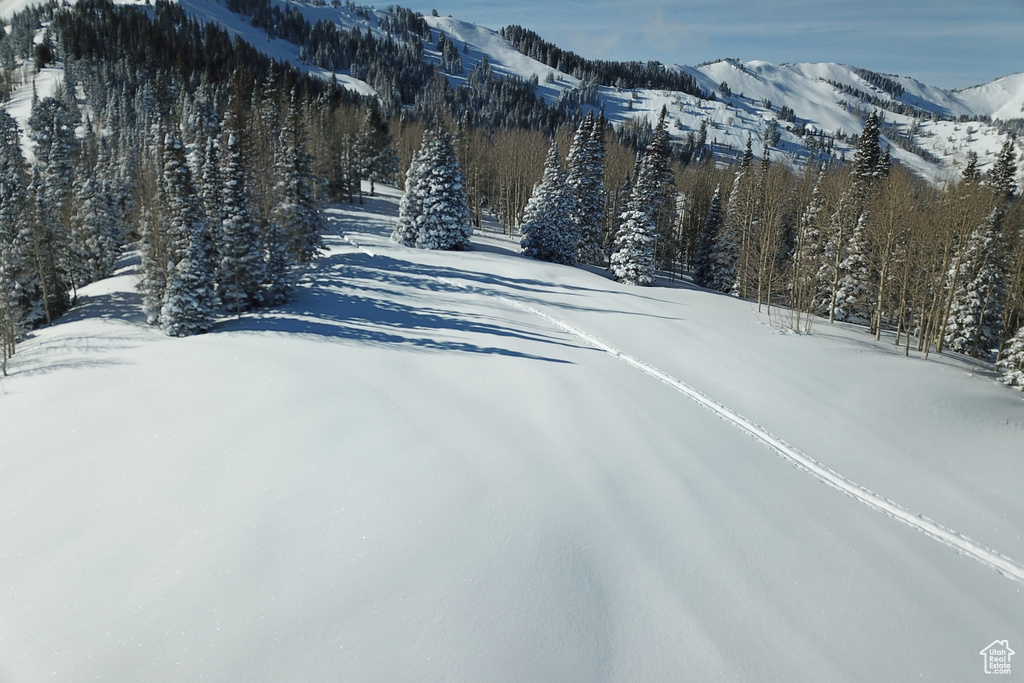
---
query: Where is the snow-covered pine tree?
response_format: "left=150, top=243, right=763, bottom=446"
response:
left=832, top=212, right=873, bottom=323
left=218, top=122, right=265, bottom=316
left=789, top=166, right=826, bottom=320
left=271, top=92, right=325, bottom=265
left=68, top=127, right=123, bottom=285
left=0, top=110, right=30, bottom=369
left=854, top=110, right=882, bottom=185
left=566, top=111, right=606, bottom=265
left=392, top=145, right=424, bottom=247
left=610, top=109, right=674, bottom=286
left=158, top=132, right=217, bottom=336
left=27, top=96, right=78, bottom=322
left=394, top=128, right=472, bottom=251
left=817, top=116, right=884, bottom=322
left=998, top=325, right=1024, bottom=390
left=610, top=160, right=657, bottom=286
left=962, top=151, right=981, bottom=184
left=987, top=135, right=1018, bottom=201
left=355, top=104, right=398, bottom=197
left=692, top=184, right=723, bottom=288
left=520, top=141, right=576, bottom=264
left=944, top=207, right=1007, bottom=359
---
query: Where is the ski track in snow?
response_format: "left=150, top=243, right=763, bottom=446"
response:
left=343, top=232, right=1024, bottom=587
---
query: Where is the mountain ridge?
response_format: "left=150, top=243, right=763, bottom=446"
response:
left=2, top=0, right=1022, bottom=184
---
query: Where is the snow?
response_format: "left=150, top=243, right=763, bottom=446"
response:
left=4, top=0, right=1022, bottom=185
left=2, top=185, right=1023, bottom=681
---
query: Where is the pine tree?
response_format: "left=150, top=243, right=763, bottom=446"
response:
left=0, top=110, right=30, bottom=369
left=272, top=92, right=325, bottom=265
left=520, top=141, right=576, bottom=264
left=68, top=129, right=123, bottom=285
left=997, top=325, right=1024, bottom=390
left=790, top=166, right=826, bottom=319
left=853, top=110, right=882, bottom=185
left=962, top=151, right=981, bottom=183
left=988, top=135, right=1018, bottom=200
left=610, top=109, right=673, bottom=286
left=393, top=128, right=471, bottom=251
left=218, top=123, right=265, bottom=316
left=566, top=112, right=606, bottom=265
left=26, top=96, right=78, bottom=322
left=692, top=184, right=723, bottom=288
left=392, top=147, right=424, bottom=247
left=355, top=104, right=398, bottom=197
left=832, top=212, right=872, bottom=322
left=944, top=207, right=1006, bottom=359
left=157, top=132, right=216, bottom=336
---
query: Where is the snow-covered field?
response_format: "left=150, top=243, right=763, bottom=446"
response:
left=2, top=186, right=1023, bottom=681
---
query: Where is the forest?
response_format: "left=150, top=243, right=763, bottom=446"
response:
left=0, top=0, right=1021, bottom=387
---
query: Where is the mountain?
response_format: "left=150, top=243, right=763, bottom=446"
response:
left=1, top=186, right=1022, bottom=680
left=2, top=0, right=1022, bottom=184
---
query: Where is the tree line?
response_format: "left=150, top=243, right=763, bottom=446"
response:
left=1, top=0, right=1022, bottom=390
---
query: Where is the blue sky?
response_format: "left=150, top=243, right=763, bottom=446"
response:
left=399, top=0, right=1024, bottom=89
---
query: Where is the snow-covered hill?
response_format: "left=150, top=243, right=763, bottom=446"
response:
left=4, top=0, right=1022, bottom=184
left=2, top=186, right=1023, bottom=681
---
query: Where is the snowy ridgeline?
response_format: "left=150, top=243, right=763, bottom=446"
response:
left=2, top=184, right=1024, bottom=680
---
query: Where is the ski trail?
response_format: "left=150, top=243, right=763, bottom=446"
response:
left=340, top=230, right=1024, bottom=586
left=434, top=275, right=1024, bottom=587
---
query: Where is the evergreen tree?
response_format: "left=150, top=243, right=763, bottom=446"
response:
left=0, top=110, right=30, bottom=368
left=790, top=166, right=826, bottom=317
left=566, top=112, right=606, bottom=265
left=709, top=209, right=741, bottom=293
left=26, top=96, right=78, bottom=321
left=68, top=129, right=123, bottom=285
left=355, top=104, right=398, bottom=196
left=945, top=207, right=1007, bottom=359
left=520, top=141, right=575, bottom=264
left=832, top=212, right=872, bottom=322
left=610, top=108, right=673, bottom=286
left=272, top=92, right=325, bottom=265
left=392, top=146, right=424, bottom=247
left=988, top=135, right=1018, bottom=200
left=158, top=132, right=217, bottom=336
left=853, top=110, right=882, bottom=185
left=393, top=128, right=472, bottom=251
left=692, top=184, right=723, bottom=288
left=997, top=325, right=1024, bottom=390
left=962, top=151, right=981, bottom=183
left=218, top=122, right=265, bottom=316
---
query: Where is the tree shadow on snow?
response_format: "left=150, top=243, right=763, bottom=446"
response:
left=217, top=252, right=585, bottom=363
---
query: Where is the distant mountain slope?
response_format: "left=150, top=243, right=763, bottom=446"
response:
left=3, top=0, right=1021, bottom=184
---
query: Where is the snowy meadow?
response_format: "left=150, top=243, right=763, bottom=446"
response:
left=1, top=186, right=1022, bottom=681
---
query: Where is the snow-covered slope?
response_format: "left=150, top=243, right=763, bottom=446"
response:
left=4, top=0, right=1022, bottom=183
left=2, top=186, right=1022, bottom=681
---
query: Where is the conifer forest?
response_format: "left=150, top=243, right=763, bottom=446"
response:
left=0, top=0, right=1022, bottom=389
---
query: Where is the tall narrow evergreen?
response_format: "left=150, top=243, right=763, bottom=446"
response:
left=944, top=207, right=1006, bottom=359
left=218, top=119, right=265, bottom=316
left=832, top=212, right=872, bottom=323
left=520, top=141, right=575, bottom=264
left=988, top=135, right=1018, bottom=201
left=566, top=112, right=606, bottom=265
left=692, top=185, right=723, bottom=288
left=0, top=110, right=31, bottom=366
left=26, top=96, right=78, bottom=322
left=610, top=109, right=673, bottom=286
left=157, top=132, right=217, bottom=336
left=272, top=91, right=325, bottom=265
